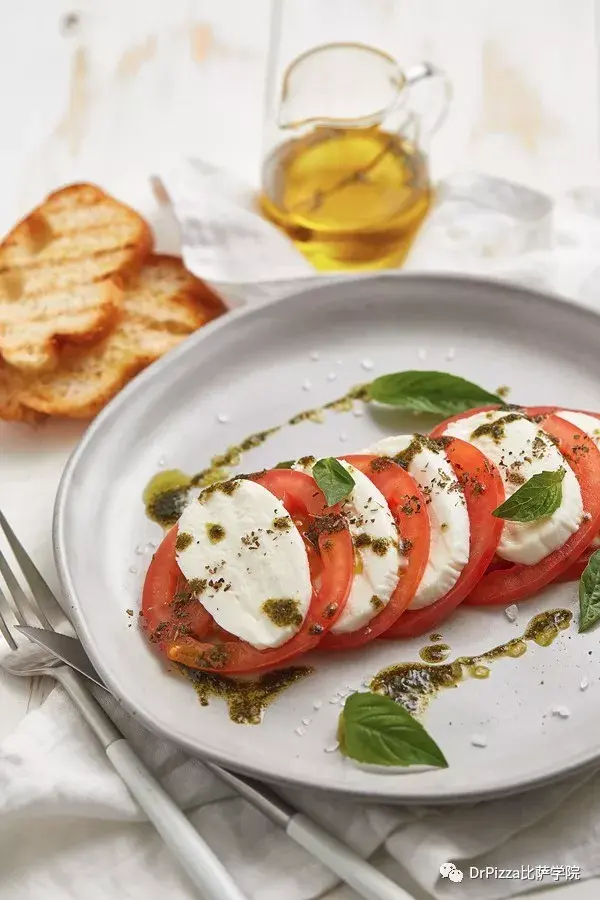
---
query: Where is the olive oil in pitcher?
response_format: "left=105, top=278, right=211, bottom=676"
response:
left=259, top=43, right=450, bottom=272
left=260, top=123, right=431, bottom=271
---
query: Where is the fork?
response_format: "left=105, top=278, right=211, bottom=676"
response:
left=0, top=508, right=249, bottom=900
left=0, top=509, right=411, bottom=900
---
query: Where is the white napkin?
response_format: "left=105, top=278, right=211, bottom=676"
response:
left=158, top=160, right=600, bottom=311
left=4, top=166, right=600, bottom=900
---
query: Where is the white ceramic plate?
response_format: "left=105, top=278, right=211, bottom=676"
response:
left=55, top=274, right=600, bottom=803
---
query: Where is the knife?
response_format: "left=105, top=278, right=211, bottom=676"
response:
left=17, top=625, right=105, bottom=687
left=17, top=625, right=410, bottom=900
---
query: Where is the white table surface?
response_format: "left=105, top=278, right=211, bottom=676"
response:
left=1, top=1, right=600, bottom=897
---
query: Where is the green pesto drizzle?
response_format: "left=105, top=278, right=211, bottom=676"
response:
left=288, top=409, right=325, bottom=426
left=470, top=413, right=523, bottom=443
left=419, top=643, right=451, bottom=663
left=175, top=532, right=193, bottom=551
left=183, top=665, right=313, bottom=724
left=371, top=537, right=389, bottom=556
left=261, top=598, right=303, bottom=628
left=323, top=384, right=370, bottom=412
left=143, top=383, right=371, bottom=527
left=297, top=455, right=316, bottom=467
left=372, top=608, right=572, bottom=716
left=273, top=516, right=292, bottom=531
left=206, top=523, right=226, bottom=543
left=143, top=469, right=192, bottom=527
left=393, top=434, right=443, bottom=470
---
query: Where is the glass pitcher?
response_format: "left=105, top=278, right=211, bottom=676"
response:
left=259, top=39, right=451, bottom=272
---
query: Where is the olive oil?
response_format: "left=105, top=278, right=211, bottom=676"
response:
left=260, top=126, right=431, bottom=272
left=372, top=609, right=573, bottom=716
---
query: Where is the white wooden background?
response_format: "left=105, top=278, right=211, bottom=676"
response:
left=1, top=2, right=600, bottom=897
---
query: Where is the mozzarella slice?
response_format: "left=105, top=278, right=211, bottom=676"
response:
left=295, top=458, right=402, bottom=633
left=555, top=410, right=600, bottom=546
left=444, top=410, right=583, bottom=565
left=176, top=479, right=312, bottom=650
left=369, top=435, right=470, bottom=609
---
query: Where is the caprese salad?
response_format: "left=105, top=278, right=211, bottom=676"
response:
left=141, top=371, right=600, bottom=675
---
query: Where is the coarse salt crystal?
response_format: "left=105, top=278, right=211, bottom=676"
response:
left=327, top=372, right=337, bottom=382
left=329, top=695, right=340, bottom=704
left=336, top=358, right=343, bottom=366
left=302, top=717, right=311, bottom=727
left=580, top=677, right=590, bottom=691
left=353, top=408, right=364, bottom=418
left=339, top=432, right=349, bottom=442
left=295, top=726, right=306, bottom=736
left=505, top=604, right=518, bottom=622
left=157, top=456, right=167, bottom=467
left=552, top=705, right=570, bottom=719
left=309, top=350, right=319, bottom=361
left=217, top=413, right=229, bottom=424
left=313, top=700, right=323, bottom=710
left=128, top=565, right=138, bottom=574
left=445, top=347, right=456, bottom=362
left=361, top=358, right=375, bottom=371
left=302, top=379, right=312, bottom=391
left=134, top=545, right=144, bottom=555
left=471, top=734, right=487, bottom=748
left=324, top=742, right=340, bottom=753
left=417, top=348, right=427, bottom=361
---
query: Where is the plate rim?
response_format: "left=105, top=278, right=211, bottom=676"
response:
left=53, top=272, right=600, bottom=804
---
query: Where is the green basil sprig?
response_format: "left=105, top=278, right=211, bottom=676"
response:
left=492, top=468, right=565, bottom=523
left=369, top=371, right=504, bottom=415
left=579, top=550, right=600, bottom=633
left=337, top=692, right=448, bottom=768
left=312, top=457, right=355, bottom=506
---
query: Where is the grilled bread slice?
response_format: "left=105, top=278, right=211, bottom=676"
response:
left=0, top=183, right=152, bottom=371
left=9, top=255, right=225, bottom=419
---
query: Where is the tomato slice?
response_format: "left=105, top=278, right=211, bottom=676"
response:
left=141, top=527, right=213, bottom=645
left=318, top=455, right=430, bottom=650
left=143, top=470, right=354, bottom=673
left=527, top=407, right=600, bottom=582
left=429, top=405, right=501, bottom=439
left=465, top=413, right=600, bottom=605
left=383, top=437, right=504, bottom=638
left=555, top=546, right=595, bottom=582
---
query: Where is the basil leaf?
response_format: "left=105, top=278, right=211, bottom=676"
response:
left=369, top=370, right=503, bottom=415
left=579, top=550, right=600, bottom=632
left=492, top=468, right=565, bottom=522
left=274, top=460, right=295, bottom=469
left=338, top=692, right=448, bottom=768
left=312, top=457, right=355, bottom=506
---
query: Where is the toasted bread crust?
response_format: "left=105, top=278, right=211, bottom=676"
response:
left=12, top=255, right=226, bottom=419
left=0, top=183, right=152, bottom=372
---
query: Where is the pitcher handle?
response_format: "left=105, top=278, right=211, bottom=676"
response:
left=403, top=62, right=452, bottom=142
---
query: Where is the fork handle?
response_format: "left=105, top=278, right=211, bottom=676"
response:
left=55, top=667, right=248, bottom=900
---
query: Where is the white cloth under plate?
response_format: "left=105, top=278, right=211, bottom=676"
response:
left=5, top=167, right=600, bottom=900
left=1, top=686, right=598, bottom=900
left=159, top=160, right=600, bottom=312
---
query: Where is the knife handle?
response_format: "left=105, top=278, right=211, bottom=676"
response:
left=288, top=814, right=409, bottom=900
left=55, top=666, right=248, bottom=900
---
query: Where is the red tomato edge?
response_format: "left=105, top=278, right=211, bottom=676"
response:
left=383, top=436, right=504, bottom=638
